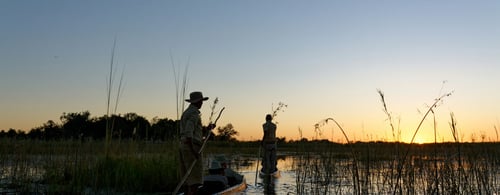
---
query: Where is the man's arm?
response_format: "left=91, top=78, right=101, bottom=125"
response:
left=183, top=115, right=200, bottom=159
left=183, top=137, right=200, bottom=159
left=262, top=124, right=267, bottom=146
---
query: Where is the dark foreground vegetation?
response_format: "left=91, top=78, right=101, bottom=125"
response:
left=0, top=139, right=498, bottom=194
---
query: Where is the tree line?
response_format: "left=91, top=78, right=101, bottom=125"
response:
left=0, top=111, right=239, bottom=141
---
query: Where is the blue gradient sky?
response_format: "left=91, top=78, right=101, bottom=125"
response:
left=1, top=1, right=499, bottom=142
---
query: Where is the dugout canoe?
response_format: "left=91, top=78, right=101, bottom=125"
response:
left=176, top=176, right=246, bottom=195
left=216, top=177, right=246, bottom=195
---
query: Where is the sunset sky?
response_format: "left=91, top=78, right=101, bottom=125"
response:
left=1, top=1, right=499, bottom=143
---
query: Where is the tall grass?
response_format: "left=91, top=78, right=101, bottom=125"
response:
left=1, top=139, right=498, bottom=193
left=393, top=91, right=453, bottom=193
left=292, top=140, right=499, bottom=194
left=170, top=53, right=189, bottom=127
left=0, top=139, right=179, bottom=193
left=105, top=38, right=126, bottom=155
left=293, top=88, right=499, bottom=194
left=495, top=125, right=499, bottom=142
left=377, top=89, right=401, bottom=193
left=105, top=39, right=116, bottom=154
left=169, top=54, right=190, bottom=191
left=308, top=118, right=361, bottom=194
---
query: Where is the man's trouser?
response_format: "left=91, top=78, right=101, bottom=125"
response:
left=179, top=142, right=203, bottom=186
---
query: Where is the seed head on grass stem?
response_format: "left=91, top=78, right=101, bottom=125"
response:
left=409, top=91, right=453, bottom=144
left=494, top=125, right=499, bottom=142
left=393, top=90, right=453, bottom=194
left=449, top=112, right=459, bottom=143
left=314, top=117, right=361, bottom=193
left=377, top=89, right=400, bottom=142
left=208, top=97, right=219, bottom=124
left=315, top=117, right=351, bottom=144
left=271, top=102, right=287, bottom=124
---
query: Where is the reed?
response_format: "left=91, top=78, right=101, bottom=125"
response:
left=377, top=89, right=401, bottom=192
left=495, top=125, right=499, bottom=142
left=291, top=88, right=498, bottom=194
left=0, top=139, right=179, bottom=193
left=271, top=102, right=287, bottom=120
left=291, top=140, right=499, bottom=194
left=1, top=139, right=498, bottom=193
left=169, top=54, right=190, bottom=189
left=105, top=39, right=116, bottom=153
left=105, top=38, right=126, bottom=155
left=377, top=89, right=400, bottom=142
left=390, top=91, right=453, bottom=194
left=309, top=117, right=361, bottom=194
left=170, top=53, right=189, bottom=126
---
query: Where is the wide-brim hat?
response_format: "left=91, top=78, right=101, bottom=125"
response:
left=214, top=154, right=228, bottom=164
left=209, top=160, right=223, bottom=170
left=185, top=91, right=209, bottom=103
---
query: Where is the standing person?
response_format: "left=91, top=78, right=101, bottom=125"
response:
left=261, top=114, right=277, bottom=174
left=179, top=91, right=215, bottom=195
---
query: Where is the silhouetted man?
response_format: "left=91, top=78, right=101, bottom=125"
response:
left=179, top=91, right=215, bottom=195
left=261, top=114, right=277, bottom=174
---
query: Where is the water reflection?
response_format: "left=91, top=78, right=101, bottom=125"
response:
left=261, top=174, right=277, bottom=194
left=228, top=155, right=296, bottom=194
left=223, top=153, right=500, bottom=195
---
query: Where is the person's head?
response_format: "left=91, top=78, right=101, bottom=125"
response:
left=208, top=160, right=225, bottom=175
left=185, top=91, right=209, bottom=109
left=265, top=114, right=273, bottom=121
left=214, top=154, right=229, bottom=168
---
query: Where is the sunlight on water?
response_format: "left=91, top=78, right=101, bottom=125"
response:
left=228, top=155, right=297, bottom=194
left=221, top=152, right=500, bottom=195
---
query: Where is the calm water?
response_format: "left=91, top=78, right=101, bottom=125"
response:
left=229, top=154, right=297, bottom=195
left=218, top=153, right=500, bottom=195
left=3, top=153, right=499, bottom=194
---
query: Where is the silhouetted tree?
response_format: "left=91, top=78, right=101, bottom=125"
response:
left=16, top=130, right=27, bottom=139
left=4, top=111, right=183, bottom=141
left=150, top=117, right=177, bottom=141
left=109, top=115, right=129, bottom=139
left=215, top=123, right=238, bottom=141
left=42, top=120, right=63, bottom=140
left=60, top=111, right=91, bottom=139
left=7, top=128, right=17, bottom=138
left=277, top=137, right=286, bottom=144
left=28, top=127, right=43, bottom=140
left=89, top=116, right=107, bottom=139
left=124, top=113, right=151, bottom=140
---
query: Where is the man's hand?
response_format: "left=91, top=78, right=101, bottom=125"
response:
left=207, top=123, right=216, bottom=130
left=192, top=150, right=201, bottom=159
left=202, top=124, right=216, bottom=136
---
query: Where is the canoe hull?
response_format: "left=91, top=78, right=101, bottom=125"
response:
left=259, top=169, right=280, bottom=178
left=217, top=177, right=246, bottom=195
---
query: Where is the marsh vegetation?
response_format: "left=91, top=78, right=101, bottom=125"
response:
left=0, top=139, right=498, bottom=194
left=292, top=141, right=499, bottom=194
